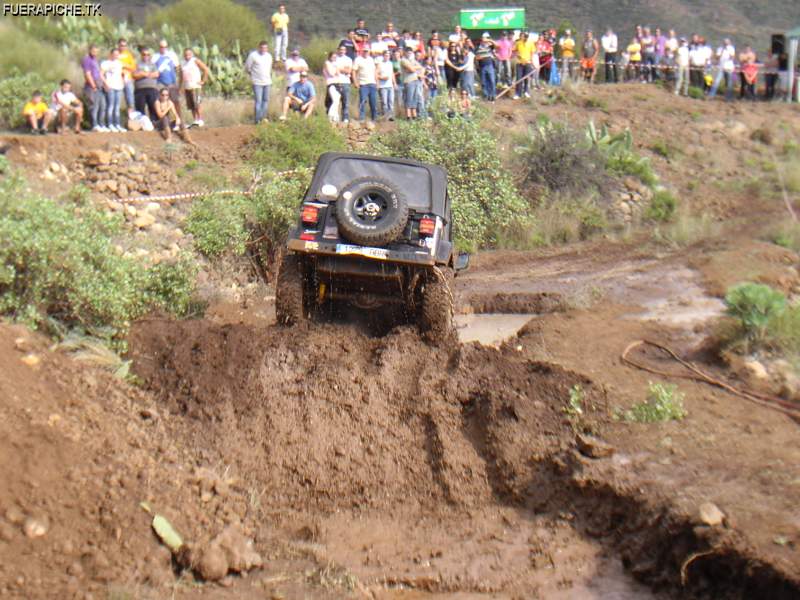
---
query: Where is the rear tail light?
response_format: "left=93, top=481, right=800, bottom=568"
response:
left=299, top=232, right=316, bottom=241
left=419, top=217, right=436, bottom=236
left=301, top=205, right=319, bottom=224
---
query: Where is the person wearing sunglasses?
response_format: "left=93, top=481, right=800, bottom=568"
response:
left=154, top=88, right=182, bottom=141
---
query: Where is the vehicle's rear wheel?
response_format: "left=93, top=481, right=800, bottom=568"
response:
left=275, top=253, right=308, bottom=325
left=418, top=267, right=455, bottom=344
left=335, top=177, right=409, bottom=247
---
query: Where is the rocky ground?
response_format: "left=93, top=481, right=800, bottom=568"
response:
left=1, top=84, right=799, bottom=599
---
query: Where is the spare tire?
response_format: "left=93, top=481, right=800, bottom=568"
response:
left=335, top=177, right=409, bottom=246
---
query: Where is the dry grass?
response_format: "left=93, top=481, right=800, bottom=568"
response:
left=201, top=96, right=252, bottom=127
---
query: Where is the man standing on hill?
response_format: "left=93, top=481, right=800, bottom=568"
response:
left=271, top=4, right=289, bottom=63
left=156, top=40, right=182, bottom=124
left=339, top=30, right=357, bottom=61
left=353, top=46, right=377, bottom=121
left=400, top=47, right=422, bottom=120
left=245, top=41, right=273, bottom=123
left=675, top=37, right=690, bottom=96
left=82, top=44, right=107, bottom=132
left=181, top=48, right=210, bottom=128
left=118, top=38, right=137, bottom=119
left=601, top=28, right=618, bottom=83
left=133, top=48, right=160, bottom=122
left=495, top=31, right=513, bottom=88
left=334, top=44, right=353, bottom=122
left=709, top=38, right=735, bottom=101
left=512, top=32, right=534, bottom=99
left=475, top=33, right=497, bottom=101
left=285, top=48, right=309, bottom=89
left=559, top=29, right=576, bottom=82
left=581, top=30, right=600, bottom=83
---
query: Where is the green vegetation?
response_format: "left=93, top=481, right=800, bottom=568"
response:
left=370, top=109, right=527, bottom=251
left=622, top=382, right=687, bottom=423
left=770, top=223, right=800, bottom=252
left=724, top=282, right=787, bottom=345
left=251, top=116, right=346, bottom=173
left=565, top=384, right=585, bottom=416
left=302, top=36, right=341, bottom=73
left=146, top=0, right=264, bottom=54
left=653, top=211, right=717, bottom=247
left=645, top=189, right=678, bottom=222
left=586, top=121, right=657, bottom=186
left=687, top=86, right=705, bottom=100
left=0, top=172, right=196, bottom=346
left=0, top=23, right=79, bottom=82
left=649, top=139, right=680, bottom=160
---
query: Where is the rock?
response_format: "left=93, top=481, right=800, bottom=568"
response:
left=133, top=213, right=156, bottom=229
left=41, top=169, right=56, bottom=181
left=124, top=205, right=137, bottom=218
left=728, top=121, right=748, bottom=137
left=105, top=200, right=123, bottom=212
left=5, top=506, right=24, bottom=524
left=22, top=516, right=49, bottom=538
left=215, top=523, right=262, bottom=573
left=698, top=502, right=725, bottom=527
left=20, top=354, right=41, bottom=368
left=136, top=152, right=148, bottom=163
left=576, top=434, right=615, bottom=459
left=623, top=176, right=644, bottom=194
left=85, top=150, right=112, bottom=166
left=150, top=223, right=166, bottom=235
left=197, top=544, right=228, bottom=581
left=743, top=360, right=768, bottom=380
left=145, top=202, right=161, bottom=213
left=49, top=161, right=61, bottom=173
left=13, top=337, right=31, bottom=353
left=117, top=183, right=129, bottom=198
left=105, top=179, right=118, bottom=193
left=0, top=522, right=15, bottom=542
left=618, top=202, right=632, bottom=215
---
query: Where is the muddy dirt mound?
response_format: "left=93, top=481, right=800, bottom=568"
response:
left=467, top=291, right=566, bottom=314
left=130, top=320, right=597, bottom=513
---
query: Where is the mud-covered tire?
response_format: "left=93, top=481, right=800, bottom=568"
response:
left=419, top=267, right=455, bottom=345
left=275, top=253, right=307, bottom=325
left=335, top=177, right=409, bottom=246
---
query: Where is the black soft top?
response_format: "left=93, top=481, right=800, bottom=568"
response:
left=306, top=152, right=448, bottom=215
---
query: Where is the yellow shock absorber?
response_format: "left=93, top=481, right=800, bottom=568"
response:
left=318, top=283, right=326, bottom=303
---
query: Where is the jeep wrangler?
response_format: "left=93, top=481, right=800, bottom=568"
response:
left=275, top=152, right=469, bottom=338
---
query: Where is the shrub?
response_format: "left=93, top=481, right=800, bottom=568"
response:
left=653, top=211, right=718, bottom=248
left=770, top=223, right=800, bottom=252
left=650, top=139, right=679, bottom=159
left=622, top=382, right=687, bottom=423
left=302, top=36, right=340, bottom=73
left=514, top=118, right=609, bottom=196
left=0, top=172, right=196, bottom=344
left=687, top=86, right=704, bottom=100
left=248, top=171, right=312, bottom=261
left=371, top=112, right=528, bottom=251
left=0, top=23, right=80, bottom=83
left=0, top=71, right=59, bottom=130
left=645, top=190, right=678, bottom=222
left=250, top=116, right=346, bottom=173
left=185, top=194, right=249, bottom=258
left=725, top=282, right=786, bottom=343
left=145, top=0, right=264, bottom=55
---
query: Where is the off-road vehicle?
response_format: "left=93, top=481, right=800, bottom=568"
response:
left=275, top=152, right=469, bottom=339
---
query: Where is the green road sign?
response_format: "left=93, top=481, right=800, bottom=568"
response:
left=459, top=8, right=525, bottom=30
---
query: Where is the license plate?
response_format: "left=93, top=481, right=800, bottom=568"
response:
left=335, top=244, right=389, bottom=260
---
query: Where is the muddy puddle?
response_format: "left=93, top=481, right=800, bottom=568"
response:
left=455, top=313, right=536, bottom=346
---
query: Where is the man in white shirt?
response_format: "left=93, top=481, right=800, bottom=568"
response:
left=688, top=38, right=709, bottom=89
left=376, top=49, right=395, bottom=120
left=52, top=79, right=84, bottom=134
left=334, top=45, right=353, bottom=122
left=353, top=46, right=377, bottom=121
left=284, top=48, right=308, bottom=88
left=709, top=39, right=736, bottom=100
left=675, top=38, right=690, bottom=96
left=601, top=28, right=618, bottom=83
left=245, top=40, right=273, bottom=123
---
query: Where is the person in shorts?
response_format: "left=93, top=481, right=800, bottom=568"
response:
left=280, top=72, right=316, bottom=120
left=51, top=79, right=84, bottom=134
left=154, top=88, right=182, bottom=141
left=180, top=47, right=210, bottom=127
left=22, top=91, right=53, bottom=135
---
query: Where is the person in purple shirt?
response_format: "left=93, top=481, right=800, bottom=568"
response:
left=654, top=27, right=667, bottom=81
left=495, top=31, right=513, bottom=88
left=81, top=44, right=107, bottom=131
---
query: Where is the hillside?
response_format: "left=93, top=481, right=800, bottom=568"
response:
left=108, top=0, right=800, bottom=48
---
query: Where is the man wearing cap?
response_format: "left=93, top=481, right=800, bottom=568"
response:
left=400, top=47, right=422, bottom=120
left=285, top=48, right=308, bottom=89
left=353, top=46, right=378, bottom=121
left=245, top=40, right=273, bottom=123
left=475, top=33, right=497, bottom=101
left=280, top=71, right=315, bottom=120
left=271, top=4, right=289, bottom=63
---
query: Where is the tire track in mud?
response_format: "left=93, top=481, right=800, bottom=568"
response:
left=130, top=320, right=800, bottom=598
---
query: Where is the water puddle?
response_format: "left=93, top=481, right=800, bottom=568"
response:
left=455, top=313, right=536, bottom=346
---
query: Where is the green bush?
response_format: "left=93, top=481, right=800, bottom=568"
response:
left=724, top=282, right=786, bottom=343
left=0, top=71, right=59, bottom=129
left=687, top=86, right=705, bottom=100
left=0, top=173, right=196, bottom=343
left=146, top=0, right=264, bottom=55
left=770, top=223, right=800, bottom=252
left=0, top=23, right=80, bottom=83
left=370, top=111, right=528, bottom=251
left=645, top=190, right=678, bottom=222
left=250, top=116, right=346, bottom=173
left=185, top=194, right=249, bottom=258
left=622, top=382, right=687, bottom=423
left=302, top=36, right=340, bottom=73
left=249, top=171, right=312, bottom=260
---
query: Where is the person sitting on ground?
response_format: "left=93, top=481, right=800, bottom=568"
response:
left=22, top=90, right=53, bottom=135
left=459, top=88, right=471, bottom=118
left=51, top=79, right=84, bottom=134
left=156, top=40, right=182, bottom=123
left=154, top=88, right=182, bottom=141
left=280, top=71, right=316, bottom=120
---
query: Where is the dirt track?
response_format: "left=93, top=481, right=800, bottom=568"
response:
left=2, top=85, right=800, bottom=598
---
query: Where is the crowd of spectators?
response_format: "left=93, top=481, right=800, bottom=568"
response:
left=19, top=7, right=799, bottom=134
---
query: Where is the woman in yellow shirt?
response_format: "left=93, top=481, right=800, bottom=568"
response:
left=117, top=38, right=137, bottom=117
left=626, top=38, right=642, bottom=82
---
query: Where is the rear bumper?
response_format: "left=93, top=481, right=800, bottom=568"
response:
left=287, top=238, right=436, bottom=267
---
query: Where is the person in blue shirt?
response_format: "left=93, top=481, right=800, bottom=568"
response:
left=280, top=71, right=316, bottom=120
left=155, top=40, right=182, bottom=121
